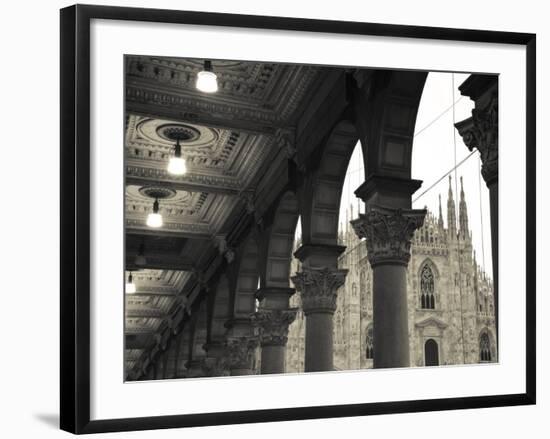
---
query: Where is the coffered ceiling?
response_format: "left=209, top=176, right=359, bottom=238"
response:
left=124, top=56, right=326, bottom=377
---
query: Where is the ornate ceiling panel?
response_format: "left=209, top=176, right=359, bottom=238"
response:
left=125, top=56, right=321, bottom=130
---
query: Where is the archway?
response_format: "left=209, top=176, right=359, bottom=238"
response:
left=424, top=339, right=439, bottom=366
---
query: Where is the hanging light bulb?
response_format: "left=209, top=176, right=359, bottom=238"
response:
left=134, top=240, right=147, bottom=266
left=167, top=138, right=187, bottom=175
left=125, top=272, right=136, bottom=294
left=146, top=198, right=163, bottom=228
left=196, top=60, right=218, bottom=93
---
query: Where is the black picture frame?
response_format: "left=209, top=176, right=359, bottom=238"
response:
left=60, top=4, right=536, bottom=434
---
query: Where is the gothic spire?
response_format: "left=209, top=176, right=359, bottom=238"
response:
left=438, top=194, right=444, bottom=229
left=459, top=176, right=470, bottom=239
left=447, top=175, right=457, bottom=238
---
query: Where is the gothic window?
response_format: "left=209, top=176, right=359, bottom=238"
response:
left=366, top=324, right=374, bottom=360
left=420, top=264, right=436, bottom=309
left=352, top=283, right=357, bottom=297
left=480, top=332, right=492, bottom=362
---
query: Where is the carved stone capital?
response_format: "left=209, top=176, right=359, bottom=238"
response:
left=252, top=308, right=298, bottom=346
left=225, top=337, right=259, bottom=371
left=291, top=267, right=347, bottom=314
left=351, top=206, right=426, bottom=267
left=455, top=93, right=498, bottom=186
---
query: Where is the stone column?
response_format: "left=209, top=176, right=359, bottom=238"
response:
left=291, top=246, right=347, bottom=372
left=253, top=307, right=297, bottom=374
left=455, top=74, right=498, bottom=353
left=351, top=205, right=426, bottom=368
left=202, top=342, right=230, bottom=377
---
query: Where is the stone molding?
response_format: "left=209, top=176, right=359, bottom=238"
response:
left=351, top=206, right=426, bottom=267
left=252, top=308, right=298, bottom=346
left=291, top=267, right=348, bottom=314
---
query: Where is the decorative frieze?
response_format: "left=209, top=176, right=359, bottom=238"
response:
left=291, top=267, right=347, bottom=313
left=351, top=206, right=426, bottom=267
left=252, top=308, right=298, bottom=346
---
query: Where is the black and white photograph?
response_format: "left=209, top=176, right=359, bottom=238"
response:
left=123, top=56, right=498, bottom=380
left=1, top=0, right=544, bottom=437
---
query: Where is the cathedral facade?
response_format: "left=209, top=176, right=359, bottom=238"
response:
left=285, top=176, right=497, bottom=372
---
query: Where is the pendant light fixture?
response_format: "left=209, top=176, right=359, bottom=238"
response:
left=146, top=198, right=163, bottom=228
left=196, top=60, right=218, bottom=93
left=125, top=272, right=136, bottom=294
left=167, top=138, right=187, bottom=175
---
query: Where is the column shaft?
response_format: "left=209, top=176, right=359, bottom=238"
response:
left=260, top=345, right=285, bottom=374
left=372, top=264, right=409, bottom=368
left=304, top=312, right=334, bottom=372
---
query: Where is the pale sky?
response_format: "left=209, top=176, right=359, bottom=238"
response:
left=339, top=72, right=493, bottom=276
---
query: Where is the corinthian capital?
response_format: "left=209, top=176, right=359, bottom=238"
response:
left=252, top=308, right=298, bottom=346
left=291, top=267, right=347, bottom=314
left=351, top=206, right=426, bottom=267
left=455, top=93, right=498, bottom=186
left=225, top=337, right=259, bottom=371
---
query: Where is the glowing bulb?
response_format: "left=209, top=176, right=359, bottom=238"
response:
left=126, top=273, right=136, bottom=294
left=146, top=199, right=163, bottom=228
left=196, top=61, right=218, bottom=93
left=168, top=156, right=187, bottom=175
left=146, top=212, right=163, bottom=228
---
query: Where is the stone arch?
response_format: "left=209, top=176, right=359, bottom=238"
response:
left=260, top=191, right=300, bottom=289
left=299, top=119, right=359, bottom=246
left=424, top=338, right=439, bottom=366
left=231, top=233, right=260, bottom=318
left=353, top=70, right=428, bottom=185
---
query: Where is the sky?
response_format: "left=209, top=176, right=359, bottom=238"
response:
left=338, top=72, right=493, bottom=276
